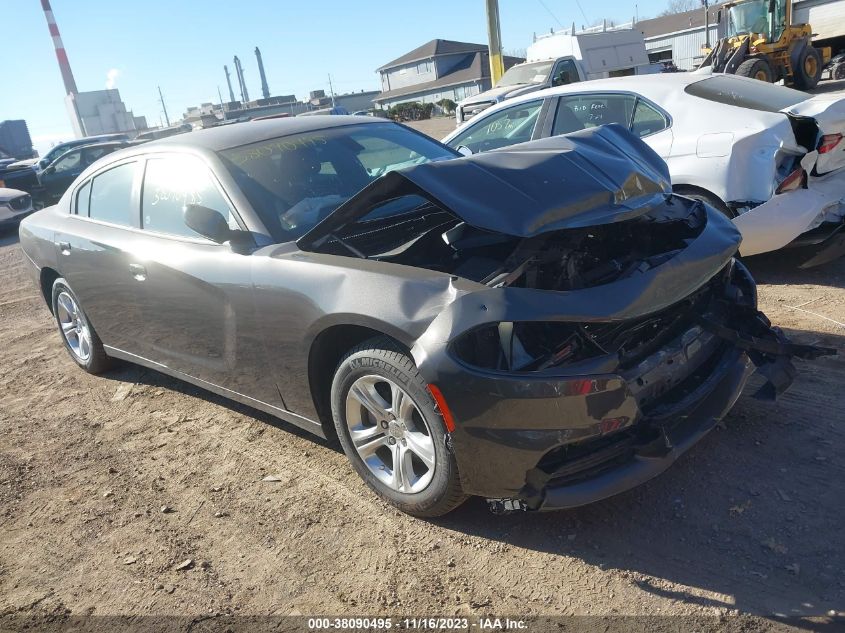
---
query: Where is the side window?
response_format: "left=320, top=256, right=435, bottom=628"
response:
left=449, top=100, right=544, bottom=154
left=551, top=94, right=636, bottom=136
left=141, top=156, right=235, bottom=239
left=75, top=180, right=91, bottom=215
left=551, top=60, right=578, bottom=87
left=88, top=162, right=137, bottom=226
left=631, top=99, right=669, bottom=137
left=53, top=150, right=82, bottom=173
left=82, top=146, right=113, bottom=167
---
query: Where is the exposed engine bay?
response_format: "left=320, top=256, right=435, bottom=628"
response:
left=310, top=193, right=704, bottom=292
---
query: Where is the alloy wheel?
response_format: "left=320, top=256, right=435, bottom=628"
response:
left=56, top=290, right=92, bottom=362
left=344, top=375, right=436, bottom=494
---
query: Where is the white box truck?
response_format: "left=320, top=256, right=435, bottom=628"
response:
left=456, top=25, right=657, bottom=125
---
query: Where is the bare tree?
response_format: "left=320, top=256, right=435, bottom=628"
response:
left=658, top=0, right=698, bottom=16
left=503, top=48, right=527, bottom=60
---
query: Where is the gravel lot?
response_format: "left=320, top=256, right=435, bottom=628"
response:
left=1, top=95, right=844, bottom=630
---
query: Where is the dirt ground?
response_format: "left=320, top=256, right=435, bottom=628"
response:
left=1, top=131, right=844, bottom=632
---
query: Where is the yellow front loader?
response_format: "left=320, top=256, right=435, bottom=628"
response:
left=699, top=0, right=831, bottom=89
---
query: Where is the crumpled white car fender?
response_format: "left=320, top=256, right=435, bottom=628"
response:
left=735, top=167, right=845, bottom=256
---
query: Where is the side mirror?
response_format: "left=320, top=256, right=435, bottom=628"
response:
left=456, top=145, right=473, bottom=156
left=184, top=204, right=232, bottom=243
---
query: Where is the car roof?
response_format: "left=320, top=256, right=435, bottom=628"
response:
left=145, top=115, right=386, bottom=152
left=526, top=72, right=705, bottom=101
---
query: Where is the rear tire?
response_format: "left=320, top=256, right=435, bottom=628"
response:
left=793, top=47, right=823, bottom=90
left=51, top=278, right=112, bottom=374
left=736, top=57, right=774, bottom=83
left=331, top=336, right=467, bottom=517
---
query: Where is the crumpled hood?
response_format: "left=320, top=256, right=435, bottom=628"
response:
left=299, top=124, right=672, bottom=249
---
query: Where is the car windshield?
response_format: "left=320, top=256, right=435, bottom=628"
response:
left=727, top=0, right=770, bottom=36
left=685, top=75, right=808, bottom=112
left=497, top=61, right=554, bottom=87
left=218, top=122, right=458, bottom=243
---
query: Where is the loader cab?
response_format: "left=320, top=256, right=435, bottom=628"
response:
left=724, top=0, right=789, bottom=43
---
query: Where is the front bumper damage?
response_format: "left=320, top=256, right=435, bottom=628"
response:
left=425, top=261, right=834, bottom=513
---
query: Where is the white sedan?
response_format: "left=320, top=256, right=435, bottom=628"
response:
left=0, top=188, right=34, bottom=230
left=442, top=73, right=845, bottom=267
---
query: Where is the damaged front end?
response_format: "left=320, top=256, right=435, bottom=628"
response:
left=299, top=126, right=835, bottom=512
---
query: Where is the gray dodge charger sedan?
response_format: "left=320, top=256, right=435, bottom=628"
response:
left=18, top=116, right=823, bottom=516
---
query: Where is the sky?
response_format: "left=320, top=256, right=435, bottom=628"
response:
left=2, top=0, right=670, bottom=155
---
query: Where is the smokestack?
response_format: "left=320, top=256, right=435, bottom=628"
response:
left=255, top=47, right=270, bottom=100
left=40, top=0, right=78, bottom=95
left=224, top=65, right=236, bottom=103
left=233, top=56, right=249, bottom=103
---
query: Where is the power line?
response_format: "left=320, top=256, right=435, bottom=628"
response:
left=537, top=0, right=564, bottom=27
left=573, top=0, right=590, bottom=26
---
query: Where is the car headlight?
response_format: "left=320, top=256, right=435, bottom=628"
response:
left=450, top=321, right=587, bottom=373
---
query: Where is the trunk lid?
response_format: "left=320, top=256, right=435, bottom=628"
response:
left=783, top=95, right=845, bottom=176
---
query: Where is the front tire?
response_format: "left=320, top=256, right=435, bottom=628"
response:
left=736, top=57, right=774, bottom=83
left=51, top=278, right=111, bottom=374
left=331, top=336, right=466, bottom=517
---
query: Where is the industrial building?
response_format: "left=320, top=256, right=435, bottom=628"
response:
left=637, top=6, right=721, bottom=69
left=0, top=120, right=35, bottom=160
left=373, top=39, right=523, bottom=109
left=65, top=90, right=146, bottom=138
left=41, top=0, right=146, bottom=138
left=637, top=0, right=845, bottom=71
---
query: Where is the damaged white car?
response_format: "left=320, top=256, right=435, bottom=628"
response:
left=442, top=73, right=845, bottom=267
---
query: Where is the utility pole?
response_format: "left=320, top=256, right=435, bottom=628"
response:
left=703, top=0, right=711, bottom=48
left=328, top=74, right=336, bottom=108
left=158, top=86, right=170, bottom=127
left=485, top=0, right=505, bottom=85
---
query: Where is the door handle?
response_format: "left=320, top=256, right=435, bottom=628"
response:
left=129, top=263, right=147, bottom=281
left=57, top=241, right=71, bottom=254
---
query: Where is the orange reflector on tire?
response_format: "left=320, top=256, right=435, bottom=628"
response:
left=427, top=384, right=456, bottom=432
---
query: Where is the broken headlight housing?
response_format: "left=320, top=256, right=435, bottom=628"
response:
left=450, top=321, right=588, bottom=373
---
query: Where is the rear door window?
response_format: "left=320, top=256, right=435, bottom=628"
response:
left=81, top=146, right=115, bottom=167
left=630, top=100, right=669, bottom=137
left=75, top=180, right=91, bottom=215
left=88, top=162, right=137, bottom=226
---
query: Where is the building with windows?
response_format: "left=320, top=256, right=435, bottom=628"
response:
left=374, top=39, right=523, bottom=109
left=636, top=5, right=722, bottom=70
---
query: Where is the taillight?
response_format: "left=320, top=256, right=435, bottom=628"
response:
left=775, top=167, right=806, bottom=194
left=818, top=133, right=843, bottom=154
